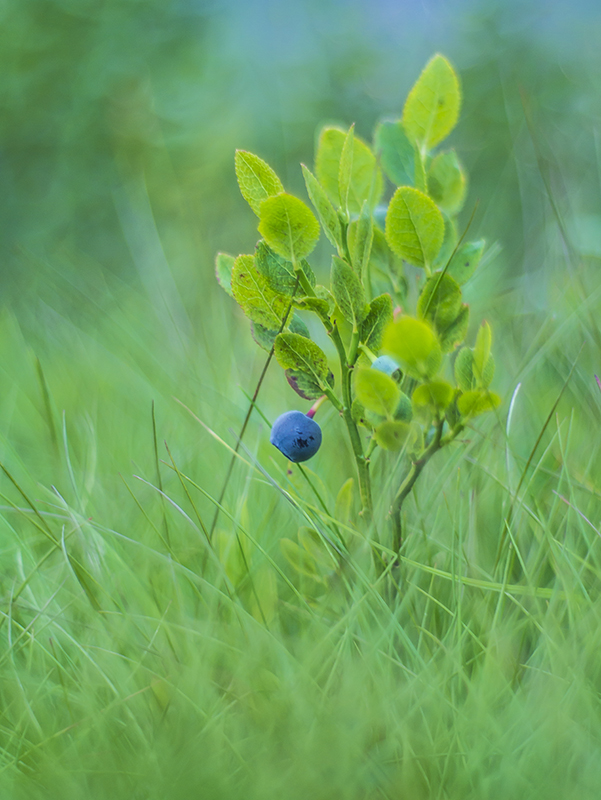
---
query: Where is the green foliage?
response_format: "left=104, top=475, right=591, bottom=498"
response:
left=457, top=389, right=501, bottom=418
left=349, top=201, right=374, bottom=278
left=330, top=256, right=369, bottom=327
left=315, top=126, right=383, bottom=214
left=354, top=367, right=400, bottom=417
left=384, top=316, right=442, bottom=380
left=374, top=419, right=411, bottom=451
left=218, top=52, right=499, bottom=595
left=255, top=240, right=316, bottom=296
left=301, top=164, right=343, bottom=250
left=231, top=254, right=289, bottom=329
left=235, top=150, right=284, bottom=216
left=374, top=120, right=416, bottom=187
left=258, top=193, right=320, bottom=261
left=427, top=150, right=467, bottom=215
left=274, top=333, right=334, bottom=398
left=447, top=239, right=485, bottom=285
left=385, top=186, right=444, bottom=269
left=215, top=252, right=235, bottom=297
left=360, top=294, right=394, bottom=351
left=402, top=54, right=461, bottom=150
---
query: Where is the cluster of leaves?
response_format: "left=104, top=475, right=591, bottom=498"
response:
left=215, top=53, right=500, bottom=525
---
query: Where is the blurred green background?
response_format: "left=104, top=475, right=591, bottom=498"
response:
left=3, top=0, right=601, bottom=797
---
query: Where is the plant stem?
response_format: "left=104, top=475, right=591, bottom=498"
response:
left=391, top=421, right=464, bottom=556
left=329, top=324, right=373, bottom=523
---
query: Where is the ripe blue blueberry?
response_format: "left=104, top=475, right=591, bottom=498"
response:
left=270, top=410, right=322, bottom=463
left=371, top=355, right=401, bottom=379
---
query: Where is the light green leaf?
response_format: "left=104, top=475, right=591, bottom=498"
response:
left=350, top=201, right=374, bottom=280
left=438, top=304, right=470, bottom=353
left=457, top=390, right=501, bottom=419
left=447, top=240, right=485, bottom=285
left=339, top=124, right=355, bottom=212
left=402, top=54, right=461, bottom=151
left=433, top=213, right=458, bottom=270
left=250, top=315, right=309, bottom=353
left=454, top=346, right=494, bottom=391
left=215, top=252, right=235, bottom=297
left=383, top=316, right=442, bottom=380
left=428, top=150, right=466, bottom=215
left=231, top=254, right=289, bottom=328
left=301, top=164, right=342, bottom=250
left=275, top=332, right=333, bottom=391
left=360, top=294, right=394, bottom=351
left=255, top=240, right=316, bottom=296
left=412, top=381, right=454, bottom=415
left=330, top=256, right=369, bottom=327
left=373, top=120, right=415, bottom=186
left=385, top=186, right=444, bottom=269
left=235, top=150, right=284, bottom=216
left=417, top=273, right=462, bottom=332
left=354, top=367, right=400, bottom=418
left=258, top=193, right=320, bottom=261
left=285, top=368, right=333, bottom=400
left=315, top=126, right=383, bottom=214
left=374, top=420, right=411, bottom=451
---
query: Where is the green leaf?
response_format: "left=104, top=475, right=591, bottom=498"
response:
left=330, top=256, right=369, bottom=327
left=447, top=240, right=485, bottom=285
left=438, top=304, right=470, bottom=353
left=286, top=368, right=333, bottom=400
left=428, top=150, right=466, bottom=215
left=275, top=332, right=333, bottom=392
left=385, top=186, right=444, bottom=269
left=433, top=213, right=458, bottom=270
left=383, top=316, right=442, bottom=380
left=360, top=294, right=393, bottom=351
left=374, top=420, right=411, bottom=451
left=215, top=252, right=235, bottom=297
left=350, top=201, right=374, bottom=280
left=417, top=273, right=462, bottom=333
left=280, top=538, right=322, bottom=579
left=301, top=165, right=342, bottom=250
left=315, top=126, right=383, bottom=214
left=454, top=346, right=494, bottom=391
left=457, top=390, right=501, bottom=419
left=373, top=120, right=415, bottom=186
left=251, top=315, right=310, bottom=353
left=354, top=367, right=400, bottom=418
left=402, top=54, right=461, bottom=151
left=294, top=296, right=331, bottom=320
left=339, top=124, right=355, bottom=212
left=231, top=255, right=289, bottom=328
left=255, top=240, right=316, bottom=296
left=235, top=150, right=284, bottom=216
left=258, top=193, right=320, bottom=261
left=412, top=381, right=454, bottom=416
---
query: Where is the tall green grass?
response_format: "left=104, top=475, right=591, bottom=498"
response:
left=1, top=188, right=601, bottom=798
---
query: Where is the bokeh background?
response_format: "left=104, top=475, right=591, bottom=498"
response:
left=4, top=0, right=601, bottom=467
left=3, top=1, right=601, bottom=796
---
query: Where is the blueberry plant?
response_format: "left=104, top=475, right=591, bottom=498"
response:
left=216, top=54, right=500, bottom=571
